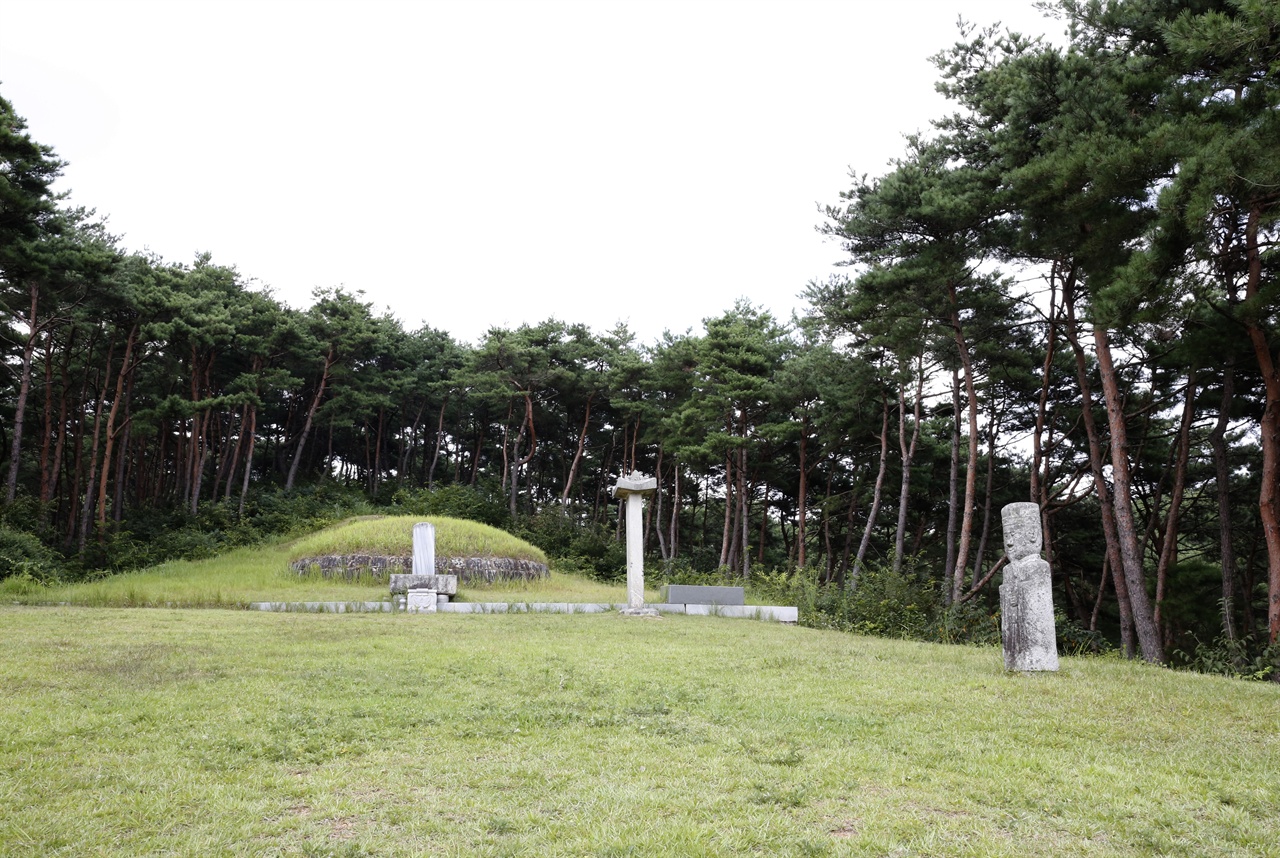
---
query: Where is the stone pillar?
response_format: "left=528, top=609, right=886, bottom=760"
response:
left=999, top=502, right=1059, bottom=672
left=611, top=471, right=658, bottom=617
left=413, top=522, right=435, bottom=577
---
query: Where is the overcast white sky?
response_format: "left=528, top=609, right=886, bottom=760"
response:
left=1, top=0, right=1062, bottom=346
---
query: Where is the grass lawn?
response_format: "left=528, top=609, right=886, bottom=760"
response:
left=2, top=606, right=1278, bottom=857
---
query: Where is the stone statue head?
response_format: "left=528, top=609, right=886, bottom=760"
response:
left=1001, top=502, right=1043, bottom=561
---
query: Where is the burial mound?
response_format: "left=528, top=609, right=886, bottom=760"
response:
left=287, top=515, right=549, bottom=585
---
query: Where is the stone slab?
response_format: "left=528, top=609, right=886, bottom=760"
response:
left=683, top=603, right=797, bottom=622
left=660, top=584, right=746, bottom=606
left=412, top=522, right=436, bottom=576
left=611, top=471, right=658, bottom=497
left=247, top=600, right=795, bottom=622
left=249, top=601, right=394, bottom=612
left=389, top=573, right=458, bottom=595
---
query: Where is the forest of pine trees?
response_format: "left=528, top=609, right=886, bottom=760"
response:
left=2, top=0, right=1278, bottom=672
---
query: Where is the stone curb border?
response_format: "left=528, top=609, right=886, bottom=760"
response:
left=289, top=555, right=549, bottom=584
left=247, top=601, right=798, bottom=623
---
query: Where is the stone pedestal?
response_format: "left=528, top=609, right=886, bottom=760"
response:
left=407, top=588, right=438, bottom=613
left=389, top=573, right=457, bottom=595
left=999, top=502, right=1059, bottom=671
left=612, top=471, right=659, bottom=618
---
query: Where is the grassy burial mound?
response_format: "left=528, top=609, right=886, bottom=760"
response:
left=288, top=515, right=549, bottom=584
left=0, top=517, right=554, bottom=609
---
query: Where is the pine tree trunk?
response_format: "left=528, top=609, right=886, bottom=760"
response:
left=96, top=323, right=138, bottom=531
left=972, top=405, right=998, bottom=583
left=39, top=333, right=55, bottom=508
left=948, top=283, right=981, bottom=604
left=853, top=395, right=891, bottom=585
left=894, top=358, right=924, bottom=574
left=944, top=369, right=961, bottom=599
left=428, top=398, right=447, bottom=490
left=6, top=282, right=42, bottom=503
left=797, top=414, right=809, bottom=569
left=224, top=400, right=248, bottom=501
left=1154, top=370, right=1197, bottom=633
left=238, top=404, right=258, bottom=519
left=719, top=448, right=734, bottom=570
left=1209, top=365, right=1238, bottom=641
left=655, top=448, right=668, bottom=563
left=1243, top=205, right=1280, bottom=645
left=285, top=346, right=334, bottom=491
left=1064, top=283, right=1136, bottom=658
left=1093, top=323, right=1164, bottom=663
left=670, top=460, right=681, bottom=561
left=739, top=446, right=750, bottom=582
left=48, top=333, right=76, bottom=509
left=562, top=393, right=594, bottom=504
left=78, top=371, right=110, bottom=555
left=1031, top=268, right=1060, bottom=510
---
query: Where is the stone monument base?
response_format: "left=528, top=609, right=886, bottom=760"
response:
left=618, top=606, right=661, bottom=618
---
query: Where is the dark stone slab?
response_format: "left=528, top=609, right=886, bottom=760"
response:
left=660, top=584, right=745, bottom=606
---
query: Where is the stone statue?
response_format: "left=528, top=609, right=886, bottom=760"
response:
left=999, top=502, right=1059, bottom=671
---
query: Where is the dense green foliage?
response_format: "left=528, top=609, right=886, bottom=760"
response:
left=2, top=0, right=1279, bottom=675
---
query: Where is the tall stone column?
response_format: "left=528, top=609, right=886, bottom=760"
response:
left=611, top=471, right=658, bottom=617
left=999, top=502, right=1059, bottom=671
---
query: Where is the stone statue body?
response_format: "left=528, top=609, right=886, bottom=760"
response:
left=999, top=502, right=1060, bottom=672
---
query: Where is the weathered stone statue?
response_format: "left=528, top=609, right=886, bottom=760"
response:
left=999, top=502, right=1059, bottom=672
left=611, top=471, right=659, bottom=617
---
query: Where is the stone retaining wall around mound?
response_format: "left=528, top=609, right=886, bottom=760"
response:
left=291, top=554, right=549, bottom=584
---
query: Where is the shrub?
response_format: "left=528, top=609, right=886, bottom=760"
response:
left=1055, top=611, right=1112, bottom=657
left=0, top=526, right=64, bottom=583
left=1173, top=634, right=1280, bottom=682
left=935, top=600, right=1001, bottom=646
left=390, top=484, right=510, bottom=528
left=513, top=508, right=626, bottom=582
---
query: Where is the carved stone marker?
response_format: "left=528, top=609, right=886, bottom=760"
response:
left=403, top=521, right=447, bottom=613
left=412, top=522, right=435, bottom=576
left=611, top=471, right=659, bottom=617
left=999, top=502, right=1059, bottom=671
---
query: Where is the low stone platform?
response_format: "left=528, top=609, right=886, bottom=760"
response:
left=249, top=601, right=395, bottom=613
left=247, top=601, right=798, bottom=623
left=439, top=602, right=797, bottom=622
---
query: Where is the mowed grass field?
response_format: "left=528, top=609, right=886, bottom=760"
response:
left=3, top=606, right=1278, bottom=857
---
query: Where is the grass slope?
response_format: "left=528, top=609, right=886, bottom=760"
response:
left=286, top=516, right=547, bottom=565
left=2, top=606, right=1277, bottom=857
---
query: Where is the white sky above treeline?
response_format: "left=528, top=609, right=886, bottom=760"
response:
left=1, top=0, right=1064, bottom=345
